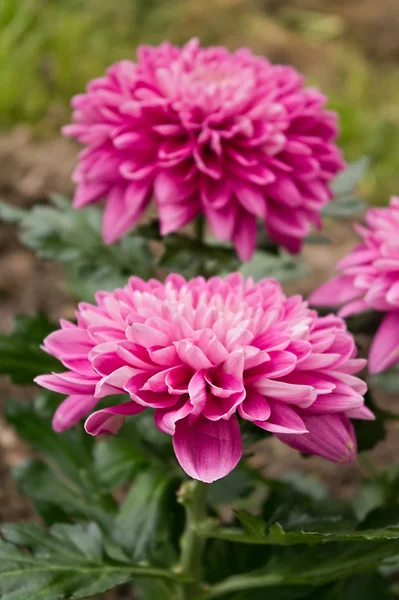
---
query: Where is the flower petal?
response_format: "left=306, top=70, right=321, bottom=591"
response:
left=173, top=415, right=242, bottom=482
left=85, top=401, right=145, bottom=436
left=368, top=311, right=399, bottom=374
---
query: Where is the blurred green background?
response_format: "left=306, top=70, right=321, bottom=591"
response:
left=1, top=0, right=398, bottom=203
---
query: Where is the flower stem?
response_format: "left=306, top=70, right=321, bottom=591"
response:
left=177, top=480, right=208, bottom=599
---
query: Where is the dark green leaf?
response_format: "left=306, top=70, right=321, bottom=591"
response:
left=0, top=521, right=183, bottom=600
left=0, top=313, right=60, bottom=384
left=113, top=468, right=180, bottom=564
left=206, top=538, right=399, bottom=597
left=353, top=391, right=386, bottom=452
left=234, top=510, right=266, bottom=541
left=135, top=579, right=176, bottom=600
left=199, top=521, right=399, bottom=546
left=13, top=459, right=113, bottom=527
left=93, top=436, right=148, bottom=490
left=7, top=396, right=117, bottom=527
left=208, top=471, right=254, bottom=506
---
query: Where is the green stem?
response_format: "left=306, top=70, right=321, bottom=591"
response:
left=177, top=480, right=208, bottom=599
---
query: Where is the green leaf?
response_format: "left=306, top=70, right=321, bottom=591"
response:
left=207, top=471, right=254, bottom=507
left=234, top=510, right=266, bottom=541
left=206, top=538, right=399, bottom=597
left=370, top=365, right=399, bottom=394
left=0, top=196, right=155, bottom=301
left=330, top=157, right=369, bottom=197
left=199, top=520, right=399, bottom=546
left=13, top=459, right=113, bottom=527
left=0, top=201, right=26, bottom=223
left=0, top=313, right=60, bottom=384
left=93, top=436, right=148, bottom=490
left=7, top=396, right=117, bottom=527
left=113, top=468, right=181, bottom=564
left=0, top=521, right=184, bottom=600
left=135, top=579, right=176, bottom=600
left=239, top=251, right=308, bottom=282
left=323, top=157, right=368, bottom=218
left=353, top=391, right=386, bottom=452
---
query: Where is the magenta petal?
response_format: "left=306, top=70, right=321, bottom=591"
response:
left=255, top=401, right=308, bottom=434
left=232, top=211, right=257, bottom=262
left=309, top=275, right=360, bottom=307
left=173, top=415, right=242, bottom=483
left=238, top=389, right=271, bottom=421
left=368, top=311, right=399, bottom=374
left=276, top=414, right=357, bottom=464
left=346, top=405, right=375, bottom=420
left=155, top=398, right=193, bottom=434
left=85, top=401, right=145, bottom=436
left=305, top=391, right=363, bottom=415
left=52, top=395, right=98, bottom=432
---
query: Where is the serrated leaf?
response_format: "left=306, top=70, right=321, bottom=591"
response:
left=93, top=436, right=148, bottom=489
left=0, top=313, right=60, bottom=384
left=239, top=251, right=307, bottom=282
left=7, top=396, right=117, bottom=527
left=201, top=521, right=399, bottom=546
left=113, top=468, right=181, bottom=565
left=13, top=459, right=112, bottom=527
left=206, top=538, right=399, bottom=597
left=0, top=196, right=155, bottom=301
left=0, top=522, right=182, bottom=600
left=234, top=510, right=266, bottom=541
left=330, top=157, right=369, bottom=197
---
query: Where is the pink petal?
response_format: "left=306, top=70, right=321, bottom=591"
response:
left=85, top=401, right=145, bottom=436
left=346, top=405, right=375, bottom=420
left=276, top=414, right=357, bottom=464
left=52, top=394, right=99, bottom=432
left=173, top=415, right=242, bottom=482
left=309, top=275, right=360, bottom=307
left=368, top=311, right=399, bottom=374
left=155, top=398, right=193, bottom=434
left=34, top=373, right=97, bottom=395
left=232, top=211, right=257, bottom=261
left=238, top=389, right=271, bottom=421
left=254, top=401, right=308, bottom=434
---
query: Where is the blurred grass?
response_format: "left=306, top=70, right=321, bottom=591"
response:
left=0, top=0, right=398, bottom=203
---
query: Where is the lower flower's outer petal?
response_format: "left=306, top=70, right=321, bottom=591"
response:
left=173, top=415, right=242, bottom=483
left=85, top=401, right=145, bottom=436
left=276, top=414, right=357, bottom=464
left=368, top=311, right=399, bottom=374
left=52, top=394, right=98, bottom=432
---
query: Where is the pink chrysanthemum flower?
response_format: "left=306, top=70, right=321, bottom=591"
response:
left=35, top=274, right=371, bottom=483
left=63, top=39, right=345, bottom=261
left=311, top=197, right=399, bottom=375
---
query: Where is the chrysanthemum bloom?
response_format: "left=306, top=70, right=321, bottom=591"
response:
left=35, top=274, right=371, bottom=482
left=310, top=197, right=399, bottom=375
left=63, top=39, right=345, bottom=261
